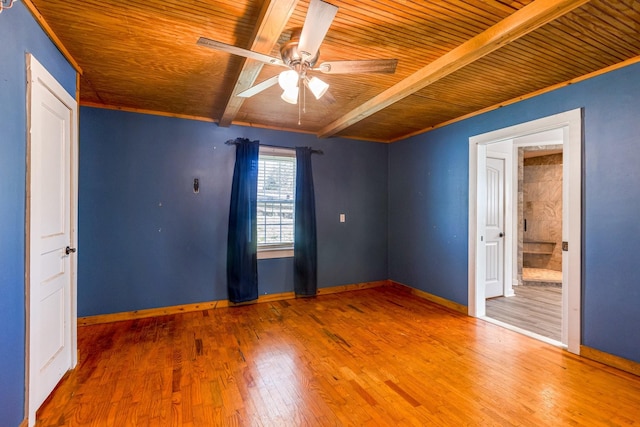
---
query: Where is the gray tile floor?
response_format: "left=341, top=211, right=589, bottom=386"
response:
left=486, top=284, right=562, bottom=341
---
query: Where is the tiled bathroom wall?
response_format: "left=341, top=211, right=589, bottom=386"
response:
left=522, top=152, right=563, bottom=272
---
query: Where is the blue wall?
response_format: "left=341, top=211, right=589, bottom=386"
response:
left=80, top=62, right=640, bottom=365
left=79, top=107, right=389, bottom=316
left=389, top=62, right=640, bottom=364
left=0, top=2, right=76, bottom=424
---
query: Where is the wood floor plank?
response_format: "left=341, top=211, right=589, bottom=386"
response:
left=37, top=287, right=640, bottom=426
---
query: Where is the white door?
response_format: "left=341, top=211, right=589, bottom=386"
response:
left=27, top=54, right=78, bottom=426
left=485, top=157, right=505, bottom=298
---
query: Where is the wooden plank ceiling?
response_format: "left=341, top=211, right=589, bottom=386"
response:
left=29, top=0, right=640, bottom=143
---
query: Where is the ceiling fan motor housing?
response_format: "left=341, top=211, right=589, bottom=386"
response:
left=280, top=28, right=319, bottom=75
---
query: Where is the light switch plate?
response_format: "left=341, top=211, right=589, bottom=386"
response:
left=340, top=213, right=345, bottom=223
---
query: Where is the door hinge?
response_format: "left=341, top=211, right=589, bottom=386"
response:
left=562, top=241, right=569, bottom=251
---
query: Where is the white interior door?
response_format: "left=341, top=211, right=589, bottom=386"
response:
left=27, top=54, right=78, bottom=426
left=485, top=157, right=505, bottom=298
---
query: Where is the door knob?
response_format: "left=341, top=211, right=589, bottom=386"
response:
left=499, top=232, right=504, bottom=237
left=65, top=246, right=76, bottom=255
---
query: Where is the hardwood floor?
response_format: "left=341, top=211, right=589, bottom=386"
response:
left=37, top=287, right=640, bottom=426
left=486, top=285, right=562, bottom=341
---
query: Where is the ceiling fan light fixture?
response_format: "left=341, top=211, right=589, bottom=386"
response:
left=197, top=0, right=398, bottom=113
left=281, top=86, right=299, bottom=104
left=278, top=70, right=299, bottom=90
left=307, top=76, right=329, bottom=100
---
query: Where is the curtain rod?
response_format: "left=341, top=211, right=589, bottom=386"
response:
left=225, top=140, right=323, bottom=155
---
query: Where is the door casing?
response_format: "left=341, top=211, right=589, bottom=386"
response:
left=468, top=108, right=582, bottom=354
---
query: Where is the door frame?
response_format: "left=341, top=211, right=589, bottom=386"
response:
left=468, top=108, right=582, bottom=354
left=25, top=53, right=79, bottom=425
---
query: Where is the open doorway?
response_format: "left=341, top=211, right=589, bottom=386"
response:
left=468, top=109, right=582, bottom=354
left=486, top=142, right=563, bottom=342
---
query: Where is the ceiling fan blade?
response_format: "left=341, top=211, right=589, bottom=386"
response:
left=297, top=0, right=338, bottom=59
left=316, top=59, right=398, bottom=74
left=197, top=37, right=285, bottom=66
left=237, top=75, right=280, bottom=98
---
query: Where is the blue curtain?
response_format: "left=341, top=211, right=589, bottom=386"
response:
left=294, top=147, right=317, bottom=296
left=227, top=138, right=260, bottom=303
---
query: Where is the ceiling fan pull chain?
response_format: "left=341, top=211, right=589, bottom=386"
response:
left=298, top=84, right=302, bottom=126
left=303, top=81, right=307, bottom=114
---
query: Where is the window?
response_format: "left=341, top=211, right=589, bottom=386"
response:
left=257, top=147, right=295, bottom=258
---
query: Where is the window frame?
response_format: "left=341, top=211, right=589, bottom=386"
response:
left=256, top=146, right=296, bottom=259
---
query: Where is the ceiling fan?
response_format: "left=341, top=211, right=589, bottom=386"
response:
left=197, top=0, right=398, bottom=106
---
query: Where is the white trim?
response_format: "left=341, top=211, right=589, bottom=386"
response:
left=259, top=145, right=295, bottom=157
left=479, top=316, right=566, bottom=349
left=25, top=54, right=78, bottom=427
left=469, top=109, right=582, bottom=354
left=257, top=248, right=294, bottom=259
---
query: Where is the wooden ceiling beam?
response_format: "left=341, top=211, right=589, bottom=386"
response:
left=218, top=0, right=299, bottom=127
left=318, top=0, right=592, bottom=138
